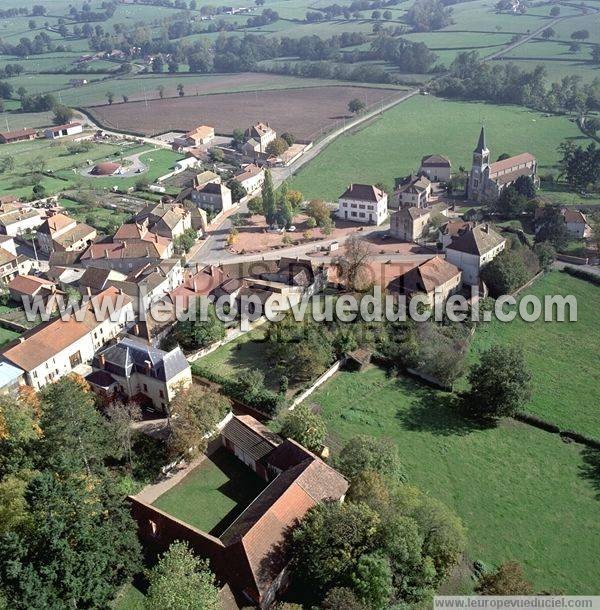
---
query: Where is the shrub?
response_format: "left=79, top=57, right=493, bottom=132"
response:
left=561, top=267, right=600, bottom=286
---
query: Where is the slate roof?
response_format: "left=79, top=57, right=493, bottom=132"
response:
left=221, top=415, right=281, bottom=463
left=447, top=224, right=505, bottom=256
left=489, top=153, right=535, bottom=177
left=96, top=336, right=188, bottom=382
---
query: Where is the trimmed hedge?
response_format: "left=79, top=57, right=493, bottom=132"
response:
left=514, top=411, right=560, bottom=434
left=515, top=410, right=600, bottom=449
left=561, top=267, right=600, bottom=286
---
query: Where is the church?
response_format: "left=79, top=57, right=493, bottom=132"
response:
left=467, top=127, right=537, bottom=202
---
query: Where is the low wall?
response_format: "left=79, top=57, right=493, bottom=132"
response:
left=289, top=359, right=343, bottom=410
left=510, top=270, right=544, bottom=298
left=557, top=253, right=589, bottom=265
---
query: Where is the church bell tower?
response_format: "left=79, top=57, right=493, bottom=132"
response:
left=468, top=126, right=490, bottom=201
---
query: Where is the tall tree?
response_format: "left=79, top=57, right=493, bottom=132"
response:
left=280, top=404, right=327, bottom=452
left=261, top=169, right=277, bottom=225
left=332, top=235, right=374, bottom=291
left=476, top=561, right=533, bottom=595
left=466, top=345, right=532, bottom=417
left=145, top=541, right=220, bottom=610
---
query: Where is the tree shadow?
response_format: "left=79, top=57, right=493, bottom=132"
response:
left=579, top=447, right=600, bottom=501
left=394, top=376, right=497, bottom=437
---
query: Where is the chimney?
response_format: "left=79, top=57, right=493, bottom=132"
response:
left=86, top=286, right=92, bottom=297
left=98, top=354, right=106, bottom=368
left=104, top=248, right=109, bottom=258
left=143, top=359, right=152, bottom=376
left=483, top=224, right=489, bottom=234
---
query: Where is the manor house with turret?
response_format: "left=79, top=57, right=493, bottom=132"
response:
left=467, top=127, right=538, bottom=202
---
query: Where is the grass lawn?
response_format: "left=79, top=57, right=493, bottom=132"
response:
left=192, top=327, right=279, bottom=391
left=112, top=583, right=145, bottom=610
left=57, top=197, right=130, bottom=233
left=0, top=326, right=20, bottom=347
left=289, top=95, right=592, bottom=201
left=152, top=447, right=267, bottom=536
left=312, top=365, right=600, bottom=593
left=464, top=271, right=600, bottom=437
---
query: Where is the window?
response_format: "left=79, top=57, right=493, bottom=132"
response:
left=351, top=211, right=357, bottom=217
left=159, top=389, right=164, bottom=398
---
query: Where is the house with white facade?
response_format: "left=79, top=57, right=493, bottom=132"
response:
left=0, top=208, right=45, bottom=236
left=0, top=287, right=134, bottom=390
left=395, top=174, right=432, bottom=208
left=87, top=336, right=191, bottom=412
left=337, top=184, right=388, bottom=226
left=234, top=164, right=265, bottom=197
left=173, top=125, right=215, bottom=149
left=43, top=122, right=83, bottom=139
left=446, top=224, right=506, bottom=285
left=419, top=155, right=452, bottom=182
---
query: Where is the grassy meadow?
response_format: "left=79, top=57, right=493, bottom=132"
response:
left=289, top=95, right=592, bottom=201
left=465, top=272, right=600, bottom=437
left=312, top=365, right=600, bottom=594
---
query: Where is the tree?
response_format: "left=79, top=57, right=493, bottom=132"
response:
left=592, top=44, right=600, bottom=64
left=266, top=136, right=289, bottom=157
left=571, top=29, right=589, bottom=41
left=541, top=27, right=556, bottom=39
left=167, top=385, right=230, bottom=459
left=533, top=241, right=556, bottom=271
left=261, top=169, right=277, bottom=225
left=306, top=199, right=331, bottom=227
left=280, top=404, right=327, bottom=452
left=28, top=19, right=36, bottom=30
left=168, top=60, right=179, bottom=74
left=383, top=10, right=393, bottom=19
left=347, top=469, right=391, bottom=514
left=476, top=561, right=533, bottom=595
left=0, top=471, right=141, bottom=609
left=106, top=90, right=114, bottom=105
left=351, top=552, right=393, bottom=609
left=122, top=94, right=129, bottom=103
left=226, top=178, right=247, bottom=203
left=549, top=5, right=560, bottom=16
left=569, top=42, right=581, bottom=54
left=466, top=345, right=532, bottom=417
left=39, top=376, right=112, bottom=475
left=281, top=132, right=296, bottom=146
left=231, top=127, right=245, bottom=150
left=535, top=206, right=570, bottom=251
left=332, top=234, right=374, bottom=291
left=173, top=303, right=225, bottom=351
left=52, top=103, right=73, bottom=125
left=322, top=587, right=367, bottom=610
left=335, top=435, right=405, bottom=483
left=152, top=56, right=164, bottom=73
left=209, top=147, right=223, bottom=162
left=248, top=196, right=263, bottom=215
left=348, top=98, right=366, bottom=114
left=106, top=401, right=142, bottom=470
left=291, top=501, right=381, bottom=596
left=157, top=85, right=165, bottom=99
left=493, top=185, right=528, bottom=217
left=145, top=541, right=220, bottom=610
left=480, top=247, right=538, bottom=296
left=514, top=175, right=536, bottom=199
left=177, top=83, right=184, bottom=97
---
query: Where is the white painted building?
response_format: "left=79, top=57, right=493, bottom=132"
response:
left=337, top=184, right=388, bottom=226
left=43, top=122, right=83, bottom=139
left=445, top=224, right=506, bottom=285
left=0, top=287, right=134, bottom=390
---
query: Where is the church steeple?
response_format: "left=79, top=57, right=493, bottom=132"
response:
left=474, top=126, right=486, bottom=154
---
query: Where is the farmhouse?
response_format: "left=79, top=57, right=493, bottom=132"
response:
left=37, top=213, right=97, bottom=254
left=69, top=78, right=88, bottom=87
left=173, top=125, right=215, bottom=148
left=0, top=208, right=45, bottom=236
left=390, top=207, right=430, bottom=241
left=7, top=274, right=60, bottom=307
left=132, top=202, right=192, bottom=240
left=389, top=256, right=462, bottom=307
left=535, top=207, right=591, bottom=239
left=420, top=154, right=452, bottom=182
left=467, top=127, right=537, bottom=202
left=87, top=336, right=191, bottom=412
left=234, top=164, right=265, bottom=196
left=194, top=170, right=221, bottom=189
left=337, top=184, right=388, bottom=226
left=43, top=122, right=83, bottom=139
left=243, top=122, right=276, bottom=155
left=395, top=174, right=432, bottom=209
left=0, top=287, right=133, bottom=390
left=446, top=223, right=506, bottom=285
left=130, top=414, right=348, bottom=608
left=113, top=221, right=174, bottom=258
left=0, top=128, right=36, bottom=144
left=191, top=181, right=233, bottom=214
